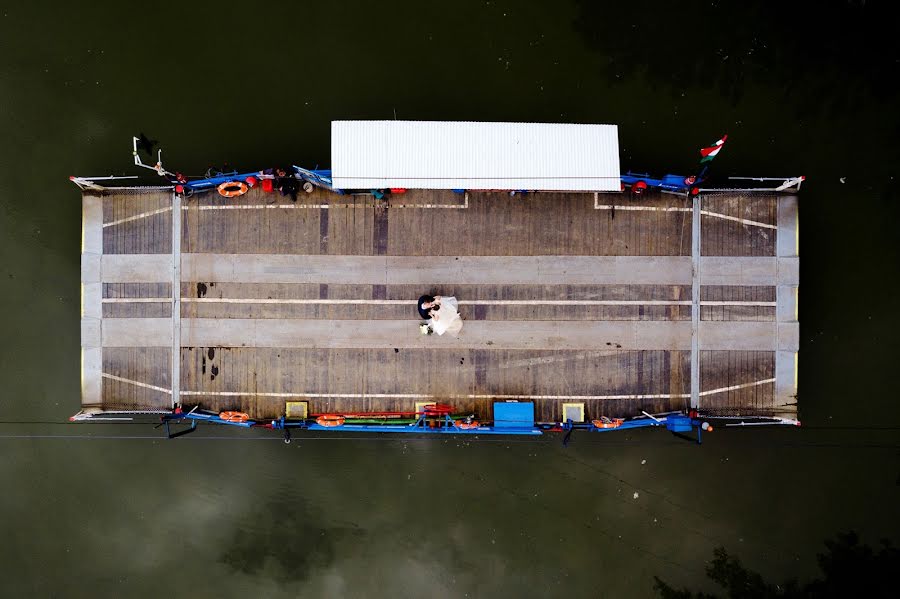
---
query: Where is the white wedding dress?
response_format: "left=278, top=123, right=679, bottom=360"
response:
left=428, top=296, right=463, bottom=336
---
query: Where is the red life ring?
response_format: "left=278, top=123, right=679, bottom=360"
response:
left=592, top=417, right=624, bottom=429
left=632, top=180, right=648, bottom=195
left=454, top=420, right=480, bottom=430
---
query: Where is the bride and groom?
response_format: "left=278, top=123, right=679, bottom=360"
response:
left=417, top=294, right=463, bottom=337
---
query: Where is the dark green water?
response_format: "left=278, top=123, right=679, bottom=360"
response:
left=1, top=1, right=897, bottom=597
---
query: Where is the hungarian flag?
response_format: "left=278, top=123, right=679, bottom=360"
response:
left=699, top=135, right=728, bottom=163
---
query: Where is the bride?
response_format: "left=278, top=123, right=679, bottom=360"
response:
left=422, top=295, right=463, bottom=337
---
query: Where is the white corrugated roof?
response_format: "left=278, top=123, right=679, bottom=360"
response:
left=331, top=121, right=620, bottom=191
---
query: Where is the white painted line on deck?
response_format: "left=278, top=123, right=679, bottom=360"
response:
left=180, top=391, right=429, bottom=398
left=470, top=393, right=691, bottom=400
left=176, top=298, right=694, bottom=306
left=99, top=374, right=773, bottom=402
left=182, top=194, right=468, bottom=211
left=698, top=378, right=776, bottom=396
left=700, top=210, right=777, bottom=230
left=700, top=301, right=776, bottom=307
left=188, top=204, right=330, bottom=210
left=102, top=373, right=172, bottom=395
left=102, top=298, right=173, bottom=303
left=102, top=206, right=173, bottom=228
left=179, top=390, right=691, bottom=400
left=101, top=297, right=775, bottom=307
left=594, top=203, right=691, bottom=213
left=591, top=194, right=777, bottom=229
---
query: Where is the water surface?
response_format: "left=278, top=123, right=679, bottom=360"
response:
left=1, top=1, right=897, bottom=596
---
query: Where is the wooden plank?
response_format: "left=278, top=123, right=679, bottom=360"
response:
left=177, top=347, right=690, bottom=421
left=701, top=194, right=777, bottom=257
left=173, top=282, right=692, bottom=321
left=102, top=192, right=172, bottom=254
left=699, top=350, right=784, bottom=416
left=101, top=347, right=172, bottom=409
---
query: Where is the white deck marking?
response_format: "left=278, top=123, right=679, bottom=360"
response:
left=180, top=390, right=690, bottom=400
left=106, top=375, right=773, bottom=401
left=182, top=193, right=468, bottom=211
left=101, top=370, right=770, bottom=402
left=102, top=298, right=173, bottom=303
left=102, top=373, right=171, bottom=394
left=180, top=298, right=694, bottom=306
left=698, top=378, right=776, bottom=396
left=190, top=204, right=331, bottom=210
left=700, top=301, right=776, bottom=307
left=101, top=194, right=466, bottom=227
left=699, top=210, right=777, bottom=230
left=102, top=206, right=173, bottom=228
left=592, top=193, right=777, bottom=229
left=102, top=297, right=776, bottom=307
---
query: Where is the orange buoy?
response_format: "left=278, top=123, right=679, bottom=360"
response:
left=591, top=417, right=624, bottom=429
left=219, top=411, right=250, bottom=423
left=454, top=420, right=480, bottom=430
left=217, top=181, right=249, bottom=198
left=316, top=414, right=346, bottom=427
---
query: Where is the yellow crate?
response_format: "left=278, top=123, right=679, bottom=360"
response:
left=561, top=402, right=585, bottom=423
left=285, top=401, right=308, bottom=419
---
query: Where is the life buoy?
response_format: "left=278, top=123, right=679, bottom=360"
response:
left=316, top=414, right=346, bottom=427
left=632, top=180, right=648, bottom=195
left=219, top=411, right=250, bottom=423
left=683, top=176, right=697, bottom=185
left=454, top=420, right=480, bottom=430
left=217, top=181, right=249, bottom=198
left=592, top=417, right=624, bottom=429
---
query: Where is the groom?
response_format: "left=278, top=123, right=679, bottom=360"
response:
left=417, top=294, right=438, bottom=319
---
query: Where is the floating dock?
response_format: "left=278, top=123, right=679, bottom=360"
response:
left=78, top=189, right=799, bottom=425
left=74, top=122, right=799, bottom=436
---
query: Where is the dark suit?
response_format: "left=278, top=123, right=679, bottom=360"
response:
left=417, top=295, right=435, bottom=319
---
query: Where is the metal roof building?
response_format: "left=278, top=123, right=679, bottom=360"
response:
left=330, top=121, right=621, bottom=192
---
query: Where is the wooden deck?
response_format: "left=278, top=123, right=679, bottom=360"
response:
left=79, top=187, right=799, bottom=422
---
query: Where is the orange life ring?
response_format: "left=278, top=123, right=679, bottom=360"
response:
left=316, top=414, right=346, bottom=427
left=454, top=420, right=480, bottom=430
left=592, top=417, right=624, bottom=429
left=219, top=411, right=250, bottom=423
left=217, top=181, right=249, bottom=198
